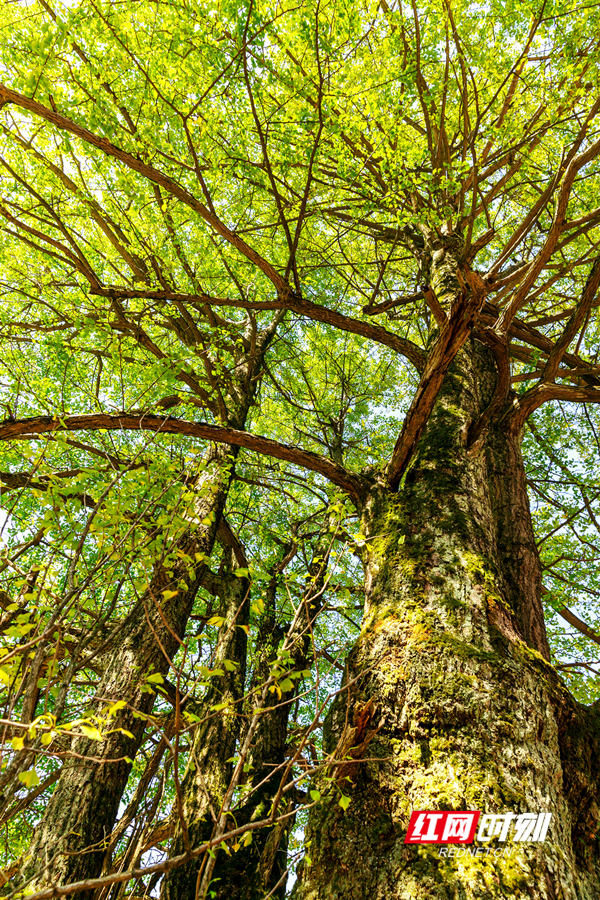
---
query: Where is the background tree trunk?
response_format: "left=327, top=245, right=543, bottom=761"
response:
left=12, top=459, right=230, bottom=899
left=295, top=340, right=600, bottom=899
left=200, top=529, right=334, bottom=899
left=160, top=556, right=250, bottom=900
left=11, top=321, right=281, bottom=897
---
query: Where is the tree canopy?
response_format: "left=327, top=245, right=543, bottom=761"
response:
left=1, top=0, right=600, bottom=896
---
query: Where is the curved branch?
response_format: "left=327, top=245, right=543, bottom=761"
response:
left=498, top=123, right=600, bottom=330
left=0, top=414, right=366, bottom=504
left=0, top=84, right=287, bottom=293
left=481, top=300, right=600, bottom=385
left=557, top=605, right=600, bottom=649
left=541, top=255, right=600, bottom=382
left=510, top=383, right=600, bottom=431
left=92, top=285, right=426, bottom=372
left=507, top=258, right=600, bottom=429
left=542, top=586, right=600, bottom=649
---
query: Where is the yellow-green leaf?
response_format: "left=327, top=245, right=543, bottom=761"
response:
left=18, top=769, right=40, bottom=788
left=80, top=724, right=103, bottom=741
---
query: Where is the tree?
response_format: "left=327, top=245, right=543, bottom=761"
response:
left=1, top=0, right=600, bottom=897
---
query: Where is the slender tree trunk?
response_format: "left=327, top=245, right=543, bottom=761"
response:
left=161, top=529, right=332, bottom=899
left=295, top=339, right=600, bottom=899
left=13, top=319, right=282, bottom=896
left=200, top=531, right=334, bottom=900
left=13, top=458, right=230, bottom=898
left=197, top=598, right=291, bottom=900
left=160, top=557, right=250, bottom=900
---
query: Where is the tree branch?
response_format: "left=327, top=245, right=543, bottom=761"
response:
left=510, top=383, right=600, bottom=431
left=542, top=586, right=600, bottom=649
left=0, top=84, right=287, bottom=293
left=481, top=300, right=600, bottom=385
left=91, top=285, right=426, bottom=372
left=541, top=255, right=600, bottom=383
left=497, top=123, right=600, bottom=330
left=0, top=414, right=366, bottom=504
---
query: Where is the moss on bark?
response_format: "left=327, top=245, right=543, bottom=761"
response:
left=294, top=340, right=600, bottom=900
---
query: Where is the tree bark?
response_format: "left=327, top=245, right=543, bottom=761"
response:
left=12, top=320, right=281, bottom=896
left=160, top=558, right=250, bottom=900
left=200, top=531, right=334, bottom=900
left=12, top=458, right=230, bottom=898
left=162, top=527, right=333, bottom=899
left=294, top=339, right=600, bottom=899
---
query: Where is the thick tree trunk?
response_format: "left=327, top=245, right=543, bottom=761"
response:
left=295, top=340, right=600, bottom=899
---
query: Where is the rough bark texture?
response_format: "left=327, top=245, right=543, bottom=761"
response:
left=12, top=461, right=230, bottom=899
left=160, top=561, right=250, bottom=900
left=12, top=322, right=280, bottom=897
left=294, top=339, right=600, bottom=900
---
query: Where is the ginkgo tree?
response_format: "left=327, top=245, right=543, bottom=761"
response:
left=1, top=0, right=600, bottom=898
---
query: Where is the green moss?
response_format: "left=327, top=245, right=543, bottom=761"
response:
left=511, top=638, right=557, bottom=675
left=433, top=632, right=498, bottom=663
